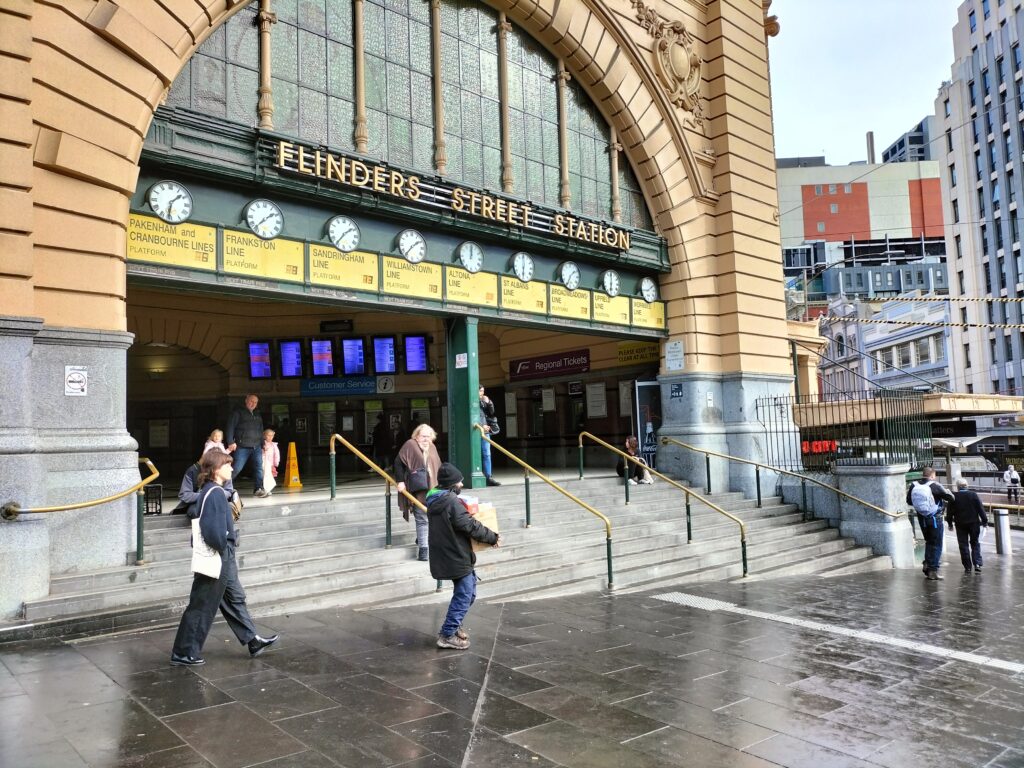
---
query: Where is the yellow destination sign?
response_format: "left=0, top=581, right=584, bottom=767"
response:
left=223, top=230, right=304, bottom=282
left=127, top=214, right=216, bottom=271
left=617, top=341, right=659, bottom=365
left=550, top=285, right=591, bottom=320
left=310, top=245, right=378, bottom=291
left=446, top=267, right=498, bottom=307
left=632, top=299, right=666, bottom=329
left=382, top=256, right=442, bottom=300
left=500, top=277, right=548, bottom=314
left=593, top=293, right=631, bottom=325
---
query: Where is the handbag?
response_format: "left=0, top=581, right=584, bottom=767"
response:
left=407, top=467, right=430, bottom=493
left=191, top=488, right=223, bottom=579
left=486, top=418, right=500, bottom=436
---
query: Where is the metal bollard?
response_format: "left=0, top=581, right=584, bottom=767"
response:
left=994, top=508, right=1013, bottom=555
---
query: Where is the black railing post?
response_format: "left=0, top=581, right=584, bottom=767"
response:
left=685, top=490, right=692, bottom=543
left=801, top=477, right=808, bottom=521
left=755, top=466, right=762, bottom=508
left=705, top=453, right=712, bottom=494
left=624, top=466, right=630, bottom=505
left=524, top=467, right=531, bottom=527
left=385, top=482, right=392, bottom=548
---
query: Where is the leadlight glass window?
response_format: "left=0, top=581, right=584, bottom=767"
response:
left=567, top=81, right=611, bottom=219
left=619, top=153, right=654, bottom=230
left=166, top=5, right=259, bottom=124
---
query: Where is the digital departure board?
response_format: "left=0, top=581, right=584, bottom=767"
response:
left=373, top=336, right=397, bottom=374
left=248, top=341, right=272, bottom=379
left=341, top=337, right=366, bottom=375
left=279, top=340, right=303, bottom=378
left=310, top=338, right=335, bottom=377
left=404, top=335, right=428, bottom=373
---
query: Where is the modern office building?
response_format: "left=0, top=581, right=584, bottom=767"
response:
left=936, top=0, right=1024, bottom=444
left=881, top=116, right=940, bottom=163
left=777, top=157, right=947, bottom=319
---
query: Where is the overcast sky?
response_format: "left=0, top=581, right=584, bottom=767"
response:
left=770, top=0, right=961, bottom=165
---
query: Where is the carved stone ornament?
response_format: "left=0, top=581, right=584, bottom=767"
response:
left=630, top=0, right=703, bottom=125
left=763, top=0, right=780, bottom=38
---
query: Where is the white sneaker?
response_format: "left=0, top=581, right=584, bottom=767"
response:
left=628, top=479, right=637, bottom=485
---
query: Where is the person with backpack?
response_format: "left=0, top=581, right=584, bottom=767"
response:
left=906, top=467, right=955, bottom=580
left=947, top=478, right=988, bottom=574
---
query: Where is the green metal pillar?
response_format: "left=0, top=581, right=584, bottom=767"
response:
left=446, top=317, right=485, bottom=488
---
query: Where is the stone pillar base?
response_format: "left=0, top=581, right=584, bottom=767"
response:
left=833, top=463, right=914, bottom=568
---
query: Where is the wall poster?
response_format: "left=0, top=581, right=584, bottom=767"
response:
left=635, top=380, right=661, bottom=469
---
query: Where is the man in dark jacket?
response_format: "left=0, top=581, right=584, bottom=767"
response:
left=906, top=467, right=955, bottom=580
left=427, top=462, right=499, bottom=650
left=226, top=394, right=267, bottom=497
left=947, top=478, right=989, bottom=574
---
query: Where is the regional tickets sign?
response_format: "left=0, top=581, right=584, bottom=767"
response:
left=382, top=256, right=442, bottom=299
left=223, top=230, right=304, bottom=282
left=446, top=267, right=498, bottom=307
left=500, top=276, right=548, bottom=314
left=631, top=299, right=666, bottom=329
left=550, top=285, right=591, bottom=320
left=127, top=214, right=216, bottom=271
left=310, top=245, right=378, bottom=291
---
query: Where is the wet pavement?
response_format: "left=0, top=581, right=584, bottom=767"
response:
left=2, top=534, right=1023, bottom=767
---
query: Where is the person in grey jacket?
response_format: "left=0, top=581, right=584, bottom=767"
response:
left=225, top=393, right=267, bottom=497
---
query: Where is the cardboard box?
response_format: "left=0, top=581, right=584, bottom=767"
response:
left=471, top=502, right=499, bottom=552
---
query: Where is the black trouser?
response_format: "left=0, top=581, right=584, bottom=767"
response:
left=172, top=543, right=256, bottom=658
left=1009, top=485, right=1020, bottom=503
left=955, top=522, right=983, bottom=570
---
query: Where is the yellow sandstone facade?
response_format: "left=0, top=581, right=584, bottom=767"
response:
left=0, top=0, right=792, bottom=615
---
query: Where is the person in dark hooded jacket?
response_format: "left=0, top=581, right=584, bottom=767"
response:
left=427, top=462, right=499, bottom=650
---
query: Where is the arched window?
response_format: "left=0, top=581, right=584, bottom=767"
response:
left=835, top=335, right=845, bottom=356
left=164, top=0, right=653, bottom=231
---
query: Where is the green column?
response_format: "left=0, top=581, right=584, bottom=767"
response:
left=446, top=317, right=484, bottom=488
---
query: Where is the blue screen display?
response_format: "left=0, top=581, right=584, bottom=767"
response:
left=404, top=335, right=428, bottom=373
left=341, top=338, right=365, bottom=375
left=279, top=340, right=303, bottom=378
left=248, top=342, right=272, bottom=379
left=310, top=339, right=334, bottom=376
left=373, top=337, right=396, bottom=374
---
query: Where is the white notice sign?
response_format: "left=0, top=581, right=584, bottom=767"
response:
left=455, top=353, right=468, bottom=369
left=665, top=340, right=684, bottom=371
left=619, top=381, right=632, bottom=417
left=585, top=383, right=607, bottom=418
left=64, top=366, right=88, bottom=396
left=541, top=387, right=556, bottom=412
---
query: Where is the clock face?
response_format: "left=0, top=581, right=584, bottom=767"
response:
left=147, top=180, right=193, bottom=224
left=245, top=199, right=284, bottom=240
left=510, top=251, right=534, bottom=282
left=397, top=229, right=426, bottom=263
left=640, top=276, right=659, bottom=303
left=327, top=215, right=360, bottom=252
left=457, top=241, right=484, bottom=273
left=602, top=269, right=621, bottom=298
left=559, top=261, right=581, bottom=291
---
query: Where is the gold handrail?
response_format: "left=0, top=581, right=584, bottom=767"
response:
left=659, top=436, right=902, bottom=519
left=2, top=458, right=160, bottom=522
left=328, top=433, right=425, bottom=512
left=475, top=424, right=616, bottom=587
left=579, top=431, right=748, bottom=576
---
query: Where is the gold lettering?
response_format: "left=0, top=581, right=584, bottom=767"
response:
left=521, top=204, right=531, bottom=228
left=481, top=195, right=494, bottom=220
left=389, top=170, right=405, bottom=197
left=276, top=141, right=295, bottom=168
left=406, top=175, right=421, bottom=200
left=588, top=222, right=598, bottom=242
left=351, top=160, right=370, bottom=186
left=451, top=187, right=466, bottom=211
left=618, top=231, right=631, bottom=251
left=553, top=214, right=565, bottom=236
left=297, top=145, right=314, bottom=175
left=494, top=197, right=507, bottom=223
left=325, top=155, right=344, bottom=183
left=468, top=191, right=481, bottom=216
left=314, top=150, right=325, bottom=177
left=371, top=165, right=387, bottom=192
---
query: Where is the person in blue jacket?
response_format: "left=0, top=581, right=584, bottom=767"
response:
left=170, top=450, right=278, bottom=666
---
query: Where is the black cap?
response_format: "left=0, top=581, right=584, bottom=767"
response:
left=437, top=462, right=464, bottom=489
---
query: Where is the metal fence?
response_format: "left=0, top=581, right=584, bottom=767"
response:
left=755, top=389, right=932, bottom=473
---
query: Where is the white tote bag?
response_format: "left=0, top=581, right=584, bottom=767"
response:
left=191, top=488, right=223, bottom=579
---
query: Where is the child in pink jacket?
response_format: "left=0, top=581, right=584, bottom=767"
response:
left=261, top=428, right=281, bottom=495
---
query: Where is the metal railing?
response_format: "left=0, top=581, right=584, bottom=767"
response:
left=476, top=424, right=616, bottom=588
left=328, top=433, right=427, bottom=549
left=1, top=458, right=161, bottom=565
left=982, top=501, right=1024, bottom=526
left=659, top=436, right=903, bottom=521
left=579, top=432, right=748, bottom=577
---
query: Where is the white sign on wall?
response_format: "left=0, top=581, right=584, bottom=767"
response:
left=585, top=382, right=607, bottom=418
left=618, top=381, right=632, bottom=417
left=64, top=365, right=88, bottom=396
left=665, top=340, right=684, bottom=371
left=541, top=387, right=556, bottom=412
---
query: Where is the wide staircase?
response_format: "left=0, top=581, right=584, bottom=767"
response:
left=6, top=474, right=891, bottom=639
